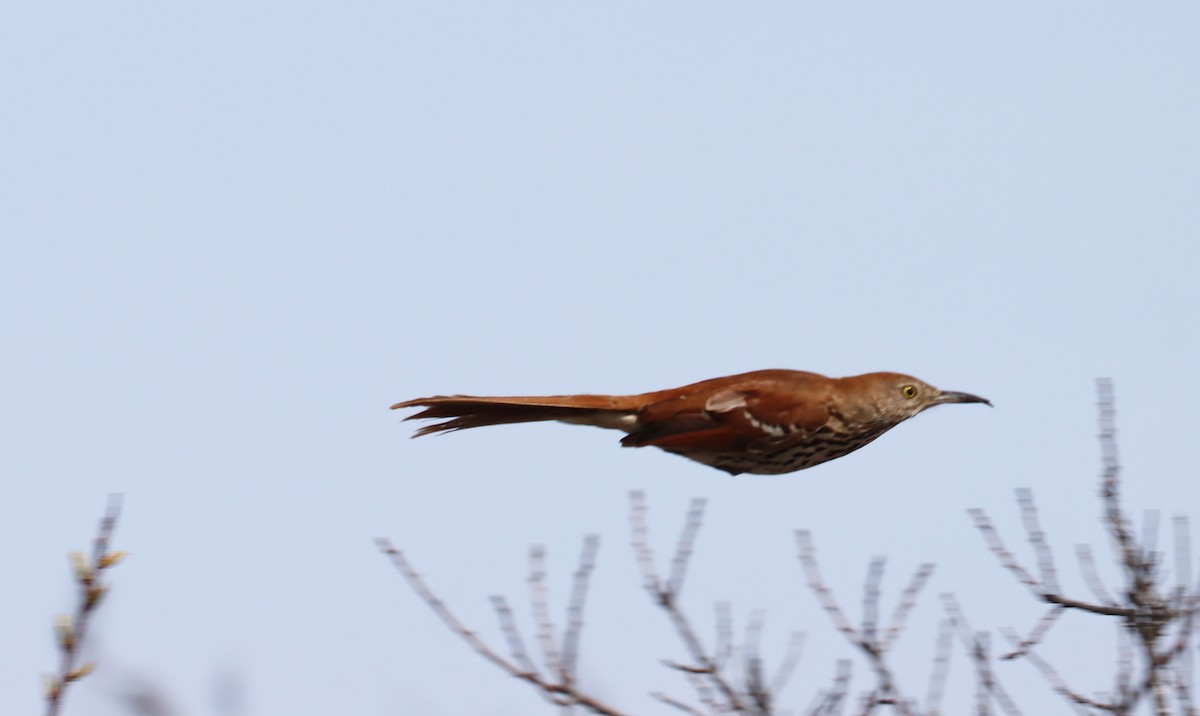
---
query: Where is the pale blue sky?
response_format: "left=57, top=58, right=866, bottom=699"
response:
left=3, top=2, right=1199, bottom=714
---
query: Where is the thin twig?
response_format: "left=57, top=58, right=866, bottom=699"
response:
left=45, top=495, right=126, bottom=716
left=973, top=631, right=991, bottom=716
left=797, top=531, right=914, bottom=716
left=1097, top=379, right=1139, bottom=589
left=1173, top=598, right=1197, bottom=715
left=379, top=539, right=532, bottom=675
left=797, top=531, right=865, bottom=648
left=804, top=660, right=852, bottom=716
left=629, top=491, right=661, bottom=594
left=1075, top=544, right=1118, bottom=607
left=745, top=609, right=770, bottom=713
left=999, top=607, right=1064, bottom=660
left=1171, top=513, right=1197, bottom=715
left=862, top=559, right=884, bottom=646
left=881, top=562, right=935, bottom=653
left=630, top=495, right=744, bottom=713
left=1160, top=597, right=1199, bottom=715
left=970, top=508, right=1042, bottom=593
left=1017, top=488, right=1061, bottom=595
left=714, top=602, right=734, bottom=671
left=659, top=600, right=737, bottom=709
left=770, top=631, right=806, bottom=699
left=688, top=672, right=721, bottom=714
left=854, top=687, right=880, bottom=716
left=997, top=630, right=1100, bottom=715
left=925, top=617, right=954, bottom=716
left=1175, top=516, right=1193, bottom=603
left=1141, top=510, right=1162, bottom=583
left=1116, top=620, right=1134, bottom=707
left=668, top=499, right=706, bottom=598
left=377, top=539, right=627, bottom=716
left=1095, top=378, right=1175, bottom=716
left=491, top=595, right=540, bottom=677
left=941, top=594, right=1022, bottom=716
left=562, top=535, right=600, bottom=683
left=971, top=508, right=1133, bottom=617
left=530, top=546, right=564, bottom=679
left=652, top=691, right=709, bottom=716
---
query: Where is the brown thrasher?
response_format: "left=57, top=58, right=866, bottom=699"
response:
left=392, top=370, right=990, bottom=475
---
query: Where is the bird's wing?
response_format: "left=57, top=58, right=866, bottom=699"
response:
left=620, top=372, right=834, bottom=450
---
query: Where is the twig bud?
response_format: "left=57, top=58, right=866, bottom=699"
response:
left=98, top=550, right=128, bottom=569
left=70, top=552, right=93, bottom=584
left=65, top=661, right=97, bottom=682
left=85, top=584, right=107, bottom=609
left=55, top=615, right=74, bottom=652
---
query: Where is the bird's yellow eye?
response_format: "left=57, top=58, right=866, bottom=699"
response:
left=901, top=385, right=918, bottom=399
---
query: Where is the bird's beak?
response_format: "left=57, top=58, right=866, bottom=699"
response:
left=935, top=390, right=992, bottom=407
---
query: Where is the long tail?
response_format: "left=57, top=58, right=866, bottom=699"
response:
left=390, top=394, right=642, bottom=437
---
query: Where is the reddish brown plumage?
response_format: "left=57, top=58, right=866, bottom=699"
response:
left=392, top=370, right=989, bottom=475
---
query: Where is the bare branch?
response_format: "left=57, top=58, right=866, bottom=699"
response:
left=1141, top=510, right=1162, bottom=582
left=797, top=531, right=914, bottom=716
left=562, top=535, right=600, bottom=683
left=855, top=688, right=880, bottom=716
left=491, top=595, right=540, bottom=677
left=999, top=607, right=1064, bottom=661
left=652, top=691, right=709, bottom=716
left=974, top=631, right=992, bottom=716
left=1045, top=594, right=1134, bottom=617
left=377, top=539, right=627, bottom=716
left=745, top=609, right=771, bottom=713
left=630, top=495, right=744, bottom=713
left=1075, top=544, right=1118, bottom=607
left=714, top=602, right=734, bottom=671
left=687, top=672, right=721, bottom=714
left=1093, top=378, right=1178, bottom=716
left=881, top=562, right=935, bottom=653
left=1160, top=596, right=1199, bottom=715
left=925, top=617, right=954, bottom=716
left=1174, top=516, right=1197, bottom=714
left=941, top=594, right=1022, bottom=716
left=1173, top=605, right=1197, bottom=716
left=972, top=508, right=1133, bottom=618
left=529, top=546, right=564, bottom=678
left=657, top=597, right=739, bottom=710
left=45, top=494, right=126, bottom=716
left=629, top=491, right=661, bottom=594
left=797, top=530, right=865, bottom=649
left=970, top=508, right=1043, bottom=594
left=804, top=660, right=852, bottom=716
left=770, top=631, right=806, bottom=699
left=1017, top=488, right=1061, bottom=595
left=379, top=539, right=532, bottom=676
left=668, top=499, right=706, bottom=599
left=1097, top=379, right=1140, bottom=584
left=862, top=559, right=884, bottom=646
left=997, top=630, right=1100, bottom=715
left=1174, top=516, right=1193, bottom=600
left=1116, top=620, right=1134, bottom=706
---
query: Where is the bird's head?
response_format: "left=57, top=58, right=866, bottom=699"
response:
left=849, top=372, right=992, bottom=423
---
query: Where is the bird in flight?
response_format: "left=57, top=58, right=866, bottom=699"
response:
left=392, top=370, right=990, bottom=475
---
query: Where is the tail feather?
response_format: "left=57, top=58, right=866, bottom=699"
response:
left=391, top=394, right=640, bottom=437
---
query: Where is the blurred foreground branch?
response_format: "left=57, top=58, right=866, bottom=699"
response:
left=382, top=493, right=969, bottom=714
left=630, top=491, right=805, bottom=715
left=376, top=535, right=623, bottom=715
left=972, top=379, right=1200, bottom=715
left=796, top=532, right=932, bottom=715
left=44, top=494, right=127, bottom=716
